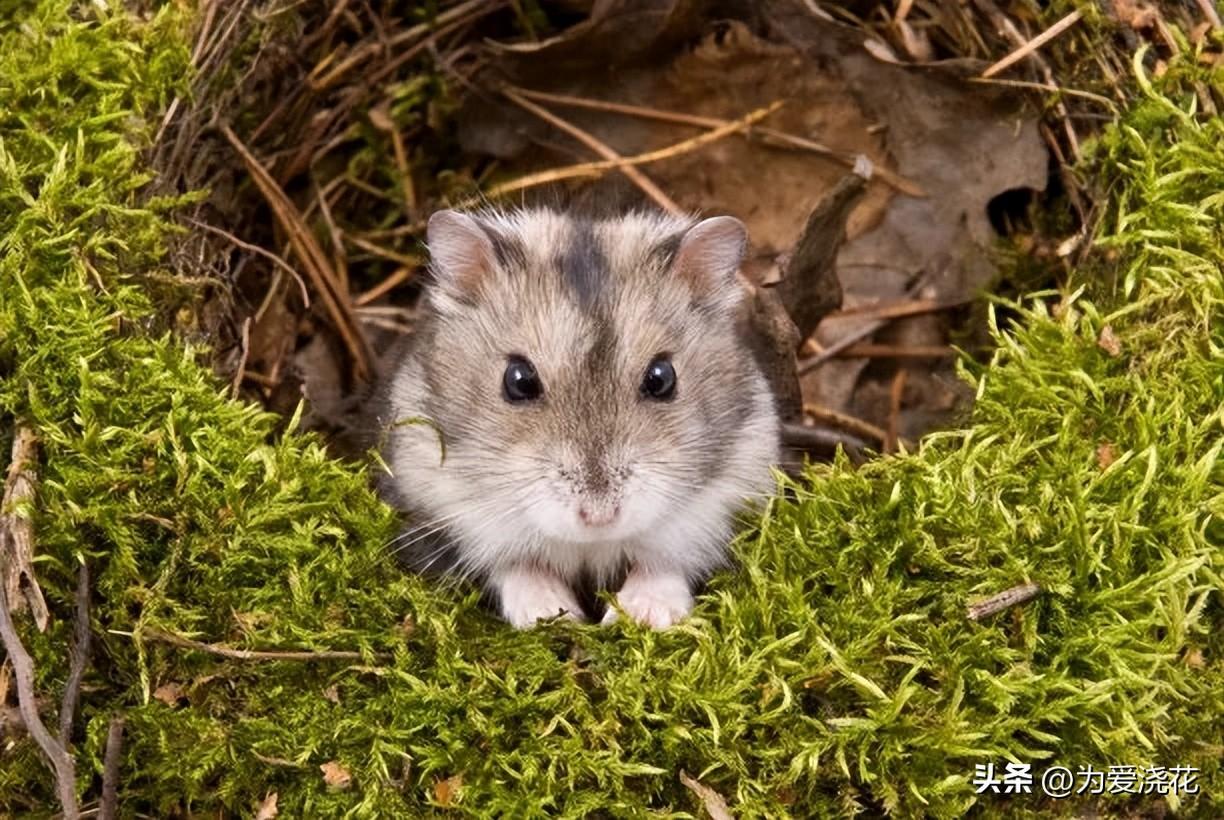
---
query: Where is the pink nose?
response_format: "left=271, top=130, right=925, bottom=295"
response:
left=579, top=505, right=618, bottom=527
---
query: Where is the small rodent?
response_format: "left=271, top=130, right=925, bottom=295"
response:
left=374, top=206, right=779, bottom=629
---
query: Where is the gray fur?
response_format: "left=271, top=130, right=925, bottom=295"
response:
left=375, top=206, right=780, bottom=628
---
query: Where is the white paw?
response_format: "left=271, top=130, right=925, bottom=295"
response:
left=493, top=566, right=583, bottom=629
left=602, top=569, right=693, bottom=629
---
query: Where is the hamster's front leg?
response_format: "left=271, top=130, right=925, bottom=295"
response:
left=491, top=565, right=584, bottom=628
left=602, top=565, right=694, bottom=629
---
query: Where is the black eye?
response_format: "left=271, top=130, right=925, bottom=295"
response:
left=503, top=357, right=543, bottom=402
left=641, top=356, right=676, bottom=400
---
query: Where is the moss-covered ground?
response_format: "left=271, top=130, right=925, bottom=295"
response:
left=1, top=1, right=1221, bottom=816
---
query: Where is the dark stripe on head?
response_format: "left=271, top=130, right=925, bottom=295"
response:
left=483, top=224, right=528, bottom=272
left=583, top=313, right=618, bottom=382
left=559, top=219, right=609, bottom=310
left=648, top=229, right=684, bottom=272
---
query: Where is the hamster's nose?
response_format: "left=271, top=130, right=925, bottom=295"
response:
left=579, top=503, right=619, bottom=528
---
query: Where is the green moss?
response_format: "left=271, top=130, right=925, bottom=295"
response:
left=1, top=1, right=1221, bottom=817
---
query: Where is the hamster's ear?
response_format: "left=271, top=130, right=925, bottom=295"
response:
left=673, top=216, right=748, bottom=308
left=427, top=210, right=497, bottom=300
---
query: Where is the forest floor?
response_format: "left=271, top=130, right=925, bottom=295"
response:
left=0, top=0, right=1222, bottom=816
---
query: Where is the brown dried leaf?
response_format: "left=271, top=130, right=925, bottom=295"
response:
left=321, top=760, right=353, bottom=791
left=1097, top=442, right=1117, bottom=470
left=152, top=682, right=185, bottom=707
left=1112, top=0, right=1158, bottom=30
left=434, top=773, right=463, bottom=807
left=679, top=770, right=734, bottom=820
left=1098, top=324, right=1122, bottom=357
left=255, top=791, right=279, bottom=820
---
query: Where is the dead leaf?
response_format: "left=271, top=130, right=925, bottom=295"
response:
left=1111, top=0, right=1158, bottom=30
left=255, top=791, right=279, bottom=819
left=323, top=685, right=340, bottom=704
left=321, top=760, right=353, bottom=791
left=1098, top=325, right=1122, bottom=357
left=434, top=773, right=463, bottom=807
left=1096, top=442, right=1117, bottom=470
left=153, top=682, right=185, bottom=707
left=679, top=770, right=735, bottom=820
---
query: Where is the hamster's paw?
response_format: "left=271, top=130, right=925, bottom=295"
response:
left=493, top=566, right=583, bottom=629
left=602, top=568, right=693, bottom=630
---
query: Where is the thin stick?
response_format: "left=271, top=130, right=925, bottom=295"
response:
left=222, top=125, right=374, bottom=382
left=967, top=77, right=1116, bottom=108
left=0, top=579, right=78, bottom=818
left=803, top=403, right=887, bottom=445
left=1195, top=0, right=1222, bottom=29
left=797, top=319, right=883, bottom=376
left=501, top=88, right=682, bottom=215
left=58, top=561, right=91, bottom=744
left=981, top=9, right=1083, bottom=79
left=188, top=218, right=310, bottom=307
left=345, top=234, right=423, bottom=267
left=355, top=267, right=415, bottom=306
left=309, top=0, right=502, bottom=90
left=481, top=102, right=784, bottom=201
left=967, top=583, right=1042, bottom=620
left=840, top=343, right=954, bottom=358
left=98, top=715, right=125, bottom=820
left=885, top=368, right=908, bottom=454
left=828, top=297, right=970, bottom=322
left=230, top=317, right=252, bottom=400
left=141, top=627, right=379, bottom=662
left=507, top=86, right=925, bottom=197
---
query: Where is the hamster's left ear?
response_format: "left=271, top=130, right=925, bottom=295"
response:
left=427, top=210, right=498, bottom=302
left=672, top=216, right=748, bottom=308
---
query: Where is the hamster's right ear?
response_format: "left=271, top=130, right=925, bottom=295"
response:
left=427, top=210, right=497, bottom=301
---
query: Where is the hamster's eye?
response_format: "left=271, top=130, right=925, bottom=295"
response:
left=640, top=356, right=676, bottom=400
left=503, top=357, right=543, bottom=402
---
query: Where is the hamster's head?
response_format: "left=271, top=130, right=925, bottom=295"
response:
left=404, top=207, right=776, bottom=551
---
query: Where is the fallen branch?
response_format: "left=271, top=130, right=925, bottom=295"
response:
left=967, top=583, right=1042, bottom=621
left=0, top=575, right=78, bottom=818
left=481, top=101, right=783, bottom=201
left=58, top=560, right=91, bottom=744
left=98, top=715, right=125, bottom=820
left=142, top=627, right=380, bottom=662
left=2, top=426, right=49, bottom=631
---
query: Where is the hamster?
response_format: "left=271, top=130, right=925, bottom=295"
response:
left=374, top=206, right=779, bottom=629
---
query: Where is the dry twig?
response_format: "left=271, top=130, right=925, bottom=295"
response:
left=481, top=102, right=784, bottom=201
left=980, top=9, right=1083, bottom=79
left=803, top=403, right=888, bottom=446
left=222, top=125, right=375, bottom=382
left=58, top=561, right=91, bottom=744
left=507, top=86, right=924, bottom=197
left=501, top=87, right=682, bottom=215
left=884, top=369, right=909, bottom=454
left=2, top=426, right=49, bottom=631
left=0, top=577, right=78, bottom=818
left=98, top=715, right=125, bottom=820
left=142, top=627, right=380, bottom=662
left=967, top=583, right=1042, bottom=620
left=187, top=218, right=311, bottom=307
